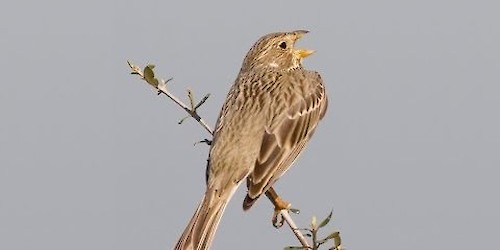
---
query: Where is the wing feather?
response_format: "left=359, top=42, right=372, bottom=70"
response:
left=245, top=71, right=327, bottom=205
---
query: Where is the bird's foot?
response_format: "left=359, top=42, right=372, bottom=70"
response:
left=271, top=197, right=300, bottom=228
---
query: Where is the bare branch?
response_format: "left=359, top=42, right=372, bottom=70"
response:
left=127, top=61, right=213, bottom=135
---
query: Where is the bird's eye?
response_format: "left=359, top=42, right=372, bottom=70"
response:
left=278, top=41, right=287, bottom=49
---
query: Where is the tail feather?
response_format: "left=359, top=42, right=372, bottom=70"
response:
left=242, top=194, right=259, bottom=211
left=174, top=188, right=234, bottom=250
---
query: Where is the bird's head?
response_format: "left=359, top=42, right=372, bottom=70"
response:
left=240, top=30, right=314, bottom=72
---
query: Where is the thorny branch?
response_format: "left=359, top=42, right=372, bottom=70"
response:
left=127, top=61, right=315, bottom=249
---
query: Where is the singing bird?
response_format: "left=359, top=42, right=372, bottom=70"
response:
left=174, top=30, right=328, bottom=250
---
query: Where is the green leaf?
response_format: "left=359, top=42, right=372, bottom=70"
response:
left=143, top=65, right=159, bottom=87
left=317, top=231, right=340, bottom=245
left=332, top=232, right=342, bottom=248
left=311, top=215, right=317, bottom=229
left=318, top=210, right=333, bottom=228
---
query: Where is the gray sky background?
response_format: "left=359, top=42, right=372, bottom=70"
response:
left=1, top=1, right=499, bottom=249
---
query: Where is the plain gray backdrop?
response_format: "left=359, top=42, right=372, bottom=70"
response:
left=1, top=0, right=499, bottom=249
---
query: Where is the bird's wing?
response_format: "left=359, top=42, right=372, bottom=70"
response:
left=246, top=71, right=328, bottom=201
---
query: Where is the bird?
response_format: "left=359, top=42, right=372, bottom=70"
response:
left=174, top=30, right=328, bottom=250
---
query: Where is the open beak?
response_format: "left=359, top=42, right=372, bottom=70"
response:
left=295, top=48, right=315, bottom=59
left=293, top=30, right=314, bottom=59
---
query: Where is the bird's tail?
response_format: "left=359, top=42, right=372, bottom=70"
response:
left=174, top=187, right=235, bottom=250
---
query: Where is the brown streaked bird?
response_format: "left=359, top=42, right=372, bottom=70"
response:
left=174, top=30, right=328, bottom=250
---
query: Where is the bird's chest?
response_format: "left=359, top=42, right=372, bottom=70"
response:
left=233, top=73, right=300, bottom=112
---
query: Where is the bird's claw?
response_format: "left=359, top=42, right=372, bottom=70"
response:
left=271, top=206, right=300, bottom=228
left=272, top=210, right=285, bottom=228
left=271, top=196, right=300, bottom=228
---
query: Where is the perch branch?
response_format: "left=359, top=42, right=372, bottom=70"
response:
left=127, top=61, right=311, bottom=249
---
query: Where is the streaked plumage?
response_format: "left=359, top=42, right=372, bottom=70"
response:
left=174, top=30, right=328, bottom=250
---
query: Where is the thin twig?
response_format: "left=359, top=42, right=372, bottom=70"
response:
left=281, top=210, right=312, bottom=249
left=127, top=61, right=310, bottom=249
left=127, top=61, right=213, bottom=135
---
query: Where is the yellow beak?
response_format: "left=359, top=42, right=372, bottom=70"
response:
left=295, top=48, right=315, bottom=59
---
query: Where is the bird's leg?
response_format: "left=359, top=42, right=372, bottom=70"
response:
left=265, top=187, right=294, bottom=228
left=266, top=187, right=291, bottom=210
